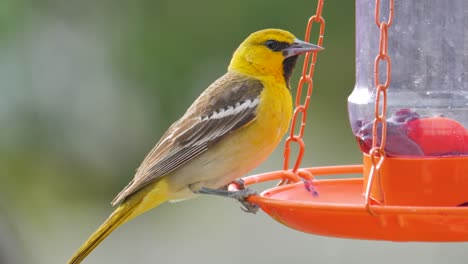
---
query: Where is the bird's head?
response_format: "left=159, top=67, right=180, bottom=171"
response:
left=228, top=28, right=323, bottom=86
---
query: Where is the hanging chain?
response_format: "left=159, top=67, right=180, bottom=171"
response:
left=365, top=0, right=394, bottom=214
left=282, top=0, right=325, bottom=178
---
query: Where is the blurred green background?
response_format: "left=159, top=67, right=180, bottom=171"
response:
left=0, top=0, right=466, bottom=263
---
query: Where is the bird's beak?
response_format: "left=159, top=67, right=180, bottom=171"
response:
left=282, top=39, right=323, bottom=58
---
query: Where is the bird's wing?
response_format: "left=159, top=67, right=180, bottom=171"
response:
left=112, top=72, right=264, bottom=205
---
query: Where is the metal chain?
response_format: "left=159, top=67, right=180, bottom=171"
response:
left=365, top=0, right=394, bottom=214
left=282, top=0, right=325, bottom=181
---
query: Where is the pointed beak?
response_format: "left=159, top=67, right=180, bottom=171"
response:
left=282, top=38, right=323, bottom=58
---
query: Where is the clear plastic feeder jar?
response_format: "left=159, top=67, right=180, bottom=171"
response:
left=349, top=0, right=468, bottom=158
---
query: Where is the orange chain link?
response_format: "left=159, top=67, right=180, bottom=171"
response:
left=365, top=0, right=394, bottom=214
left=282, top=0, right=325, bottom=178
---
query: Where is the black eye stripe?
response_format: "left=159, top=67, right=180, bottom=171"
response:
left=265, top=40, right=291, bottom=52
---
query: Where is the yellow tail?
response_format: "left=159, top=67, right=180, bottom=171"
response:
left=67, top=179, right=170, bottom=264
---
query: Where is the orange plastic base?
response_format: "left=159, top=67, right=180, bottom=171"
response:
left=237, top=165, right=468, bottom=242
left=363, top=154, right=468, bottom=206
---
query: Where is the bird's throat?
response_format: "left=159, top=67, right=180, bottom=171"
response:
left=282, top=55, right=298, bottom=88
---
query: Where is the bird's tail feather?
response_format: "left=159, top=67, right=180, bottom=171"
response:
left=67, top=179, right=170, bottom=264
left=67, top=201, right=136, bottom=264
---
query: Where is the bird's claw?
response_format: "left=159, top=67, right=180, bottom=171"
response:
left=231, top=187, right=259, bottom=214
left=240, top=201, right=260, bottom=214
left=232, top=178, right=246, bottom=190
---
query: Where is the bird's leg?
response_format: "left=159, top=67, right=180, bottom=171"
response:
left=191, top=183, right=259, bottom=214
left=219, top=179, right=246, bottom=190
left=198, top=187, right=259, bottom=214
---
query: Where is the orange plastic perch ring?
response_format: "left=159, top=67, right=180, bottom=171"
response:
left=231, top=165, right=468, bottom=242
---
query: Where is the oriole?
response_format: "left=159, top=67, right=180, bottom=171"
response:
left=68, top=28, right=322, bottom=264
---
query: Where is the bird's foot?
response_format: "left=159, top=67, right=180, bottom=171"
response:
left=194, top=185, right=259, bottom=214
left=228, top=187, right=259, bottom=214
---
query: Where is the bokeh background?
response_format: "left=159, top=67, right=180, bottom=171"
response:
left=0, top=1, right=466, bottom=264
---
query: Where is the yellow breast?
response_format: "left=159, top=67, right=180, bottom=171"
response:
left=251, top=77, right=293, bottom=147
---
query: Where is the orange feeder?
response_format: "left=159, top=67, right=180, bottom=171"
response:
left=230, top=0, right=468, bottom=242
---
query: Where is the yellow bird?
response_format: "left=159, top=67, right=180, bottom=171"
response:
left=68, top=28, right=322, bottom=264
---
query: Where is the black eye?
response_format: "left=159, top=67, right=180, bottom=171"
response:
left=265, top=40, right=280, bottom=51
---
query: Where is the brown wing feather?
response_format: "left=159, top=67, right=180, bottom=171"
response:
left=112, top=71, right=264, bottom=205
